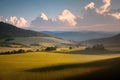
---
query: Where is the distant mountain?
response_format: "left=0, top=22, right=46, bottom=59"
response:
left=0, top=22, right=49, bottom=39
left=42, top=31, right=117, bottom=41
left=83, top=33, right=120, bottom=49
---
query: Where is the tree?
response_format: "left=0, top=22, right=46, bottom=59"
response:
left=92, top=44, right=105, bottom=50
left=45, top=47, right=57, bottom=51
left=69, top=46, right=73, bottom=49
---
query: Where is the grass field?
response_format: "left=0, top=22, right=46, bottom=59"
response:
left=0, top=52, right=120, bottom=80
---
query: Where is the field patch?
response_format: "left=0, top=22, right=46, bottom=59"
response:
left=0, top=52, right=120, bottom=80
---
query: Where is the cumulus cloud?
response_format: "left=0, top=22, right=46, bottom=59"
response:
left=5, top=16, right=27, bottom=27
left=84, top=0, right=120, bottom=20
left=30, top=9, right=77, bottom=31
left=97, top=0, right=111, bottom=14
left=40, top=13, right=48, bottom=21
left=84, top=2, right=95, bottom=10
left=77, top=0, right=120, bottom=31
left=85, top=0, right=111, bottom=14
left=57, top=9, right=77, bottom=26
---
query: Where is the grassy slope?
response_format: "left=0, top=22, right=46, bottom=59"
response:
left=0, top=52, right=120, bottom=80
left=83, top=34, right=120, bottom=51
left=0, top=22, right=49, bottom=39
left=0, top=37, right=76, bottom=47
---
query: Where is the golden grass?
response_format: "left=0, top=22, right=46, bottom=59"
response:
left=0, top=52, right=120, bottom=80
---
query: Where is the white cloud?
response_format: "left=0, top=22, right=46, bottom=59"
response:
left=57, top=9, right=77, bottom=26
left=84, top=0, right=120, bottom=20
left=97, top=0, right=111, bottom=14
left=85, top=0, right=111, bottom=14
left=40, top=13, right=48, bottom=21
left=84, top=2, right=95, bottom=10
left=108, top=12, right=120, bottom=20
left=5, top=16, right=27, bottom=27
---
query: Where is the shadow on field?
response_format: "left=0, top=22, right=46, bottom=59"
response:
left=63, top=49, right=120, bottom=55
left=64, top=57, right=120, bottom=80
left=25, top=57, right=120, bottom=80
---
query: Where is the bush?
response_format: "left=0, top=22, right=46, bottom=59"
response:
left=85, top=44, right=105, bottom=50
left=5, top=38, right=14, bottom=42
left=0, top=49, right=26, bottom=55
left=92, top=44, right=105, bottom=50
left=69, top=46, right=73, bottom=49
left=45, top=47, right=57, bottom=51
left=18, top=49, right=25, bottom=53
left=36, top=49, right=40, bottom=52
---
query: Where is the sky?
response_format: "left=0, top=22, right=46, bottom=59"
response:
left=0, top=0, right=120, bottom=32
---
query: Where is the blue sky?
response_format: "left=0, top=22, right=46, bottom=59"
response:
left=0, top=0, right=120, bottom=31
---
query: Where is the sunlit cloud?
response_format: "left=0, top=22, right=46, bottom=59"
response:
left=85, top=0, right=111, bottom=14
left=40, top=13, right=48, bottom=21
left=5, top=16, right=27, bottom=28
left=84, top=2, right=95, bottom=10
left=97, top=0, right=111, bottom=14
left=57, top=9, right=77, bottom=26
left=108, top=12, right=120, bottom=20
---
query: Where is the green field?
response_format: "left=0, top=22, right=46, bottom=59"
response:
left=0, top=52, right=120, bottom=80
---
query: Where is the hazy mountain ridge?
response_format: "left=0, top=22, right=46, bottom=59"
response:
left=42, top=31, right=117, bottom=41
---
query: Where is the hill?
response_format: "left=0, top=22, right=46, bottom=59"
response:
left=42, top=31, right=116, bottom=41
left=83, top=33, right=120, bottom=51
left=0, top=22, right=78, bottom=52
left=0, top=22, right=49, bottom=39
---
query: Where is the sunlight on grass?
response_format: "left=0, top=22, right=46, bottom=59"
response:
left=0, top=52, right=120, bottom=80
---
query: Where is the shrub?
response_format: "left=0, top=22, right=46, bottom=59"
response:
left=5, top=38, right=14, bottom=42
left=69, top=46, right=73, bottom=49
left=18, top=49, right=25, bottom=53
left=36, top=49, right=40, bottom=52
left=0, top=49, right=26, bottom=55
left=85, top=44, right=105, bottom=50
left=45, top=47, right=57, bottom=51
left=92, top=44, right=105, bottom=50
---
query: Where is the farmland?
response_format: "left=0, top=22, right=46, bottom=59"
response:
left=0, top=51, right=120, bottom=80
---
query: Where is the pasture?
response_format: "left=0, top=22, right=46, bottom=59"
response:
left=0, top=52, right=120, bottom=80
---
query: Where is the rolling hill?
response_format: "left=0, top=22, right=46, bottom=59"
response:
left=83, top=33, right=120, bottom=50
left=0, top=22, right=49, bottom=39
left=0, top=22, right=77, bottom=50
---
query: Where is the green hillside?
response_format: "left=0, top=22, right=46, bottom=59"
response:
left=83, top=33, right=120, bottom=51
left=0, top=22, right=49, bottom=39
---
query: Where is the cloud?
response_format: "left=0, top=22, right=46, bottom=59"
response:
left=84, top=2, right=95, bottom=10
left=108, top=9, right=120, bottom=20
left=108, top=12, right=120, bottom=20
left=30, top=9, right=78, bottom=31
left=85, top=0, right=111, bottom=14
left=84, top=0, right=120, bottom=20
left=5, top=16, right=27, bottom=28
left=97, top=0, right=111, bottom=14
left=77, top=0, right=120, bottom=31
left=57, top=9, right=77, bottom=26
left=30, top=5, right=120, bottom=32
left=40, top=13, right=48, bottom=21
left=0, top=16, right=3, bottom=21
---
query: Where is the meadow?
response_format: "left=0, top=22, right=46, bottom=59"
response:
left=0, top=51, right=120, bottom=80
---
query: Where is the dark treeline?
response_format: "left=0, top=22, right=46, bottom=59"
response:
left=0, top=49, right=33, bottom=55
